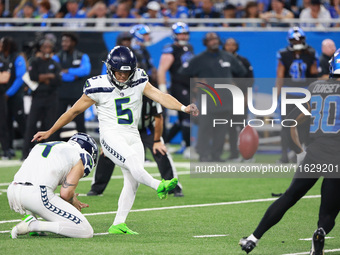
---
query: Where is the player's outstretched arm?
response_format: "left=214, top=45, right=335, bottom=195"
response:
left=143, top=82, right=199, bottom=116
left=32, top=94, right=95, bottom=142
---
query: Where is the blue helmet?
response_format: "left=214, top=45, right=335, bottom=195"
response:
left=105, top=46, right=137, bottom=89
left=287, top=26, right=306, bottom=51
left=68, top=132, right=98, bottom=177
left=172, top=22, right=189, bottom=45
left=329, top=48, right=340, bottom=77
left=130, top=24, right=151, bottom=43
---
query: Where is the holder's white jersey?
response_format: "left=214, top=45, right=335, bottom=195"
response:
left=83, top=68, right=148, bottom=134
left=13, top=142, right=82, bottom=191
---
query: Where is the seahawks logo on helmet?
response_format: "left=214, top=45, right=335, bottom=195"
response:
left=104, top=46, right=137, bottom=90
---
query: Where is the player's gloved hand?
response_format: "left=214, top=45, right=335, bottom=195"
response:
left=296, top=151, right=306, bottom=166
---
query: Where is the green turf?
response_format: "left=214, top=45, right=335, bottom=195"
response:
left=0, top=153, right=337, bottom=255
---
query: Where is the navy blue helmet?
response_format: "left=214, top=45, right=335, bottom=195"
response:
left=130, top=24, right=151, bottom=43
left=68, top=133, right=98, bottom=177
left=287, top=27, right=306, bottom=51
left=172, top=22, right=189, bottom=45
left=105, top=46, right=137, bottom=89
left=329, top=48, right=340, bottom=77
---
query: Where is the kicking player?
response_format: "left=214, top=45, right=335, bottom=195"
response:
left=239, top=49, right=340, bottom=254
left=7, top=133, right=98, bottom=239
left=32, top=46, right=199, bottom=235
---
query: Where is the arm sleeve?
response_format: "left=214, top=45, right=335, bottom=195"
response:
left=231, top=56, right=247, bottom=78
left=28, top=58, right=39, bottom=82
left=6, top=55, right=26, bottom=97
left=67, top=54, right=91, bottom=77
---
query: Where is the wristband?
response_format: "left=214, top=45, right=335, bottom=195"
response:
left=154, top=139, right=161, bottom=143
left=158, top=84, right=167, bottom=93
left=181, top=105, right=186, bottom=112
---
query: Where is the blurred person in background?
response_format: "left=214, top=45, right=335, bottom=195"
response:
left=224, top=38, right=254, bottom=161
left=0, top=55, right=11, bottom=159
left=179, top=32, right=247, bottom=162
left=22, top=39, right=61, bottom=160
left=63, top=0, right=87, bottom=27
left=158, top=22, right=194, bottom=158
left=276, top=27, right=318, bottom=163
left=260, top=0, right=294, bottom=27
left=142, top=1, right=164, bottom=27
left=319, top=39, right=336, bottom=79
left=0, top=36, right=26, bottom=159
left=52, top=33, right=91, bottom=139
left=194, top=0, right=221, bottom=27
left=243, top=1, right=261, bottom=27
left=299, top=0, right=332, bottom=28
left=111, top=0, right=136, bottom=27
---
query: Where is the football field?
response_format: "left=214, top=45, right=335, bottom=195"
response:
left=1, top=155, right=339, bottom=255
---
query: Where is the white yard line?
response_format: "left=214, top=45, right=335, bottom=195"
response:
left=282, top=248, right=340, bottom=255
left=299, top=237, right=334, bottom=241
left=0, top=195, right=321, bottom=226
left=193, top=234, right=228, bottom=238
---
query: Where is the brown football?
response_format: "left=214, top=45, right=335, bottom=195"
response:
left=238, top=125, right=259, bottom=160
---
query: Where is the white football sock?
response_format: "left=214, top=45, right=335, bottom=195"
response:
left=248, top=234, right=259, bottom=244
left=29, top=220, right=93, bottom=238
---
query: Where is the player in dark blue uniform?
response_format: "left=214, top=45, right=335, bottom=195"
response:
left=239, top=49, right=340, bottom=255
left=276, top=27, right=318, bottom=163
left=157, top=22, right=194, bottom=156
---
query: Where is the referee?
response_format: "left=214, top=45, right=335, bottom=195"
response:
left=87, top=94, right=183, bottom=197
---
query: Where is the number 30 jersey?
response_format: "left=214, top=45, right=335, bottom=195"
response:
left=307, top=79, right=340, bottom=164
left=83, top=68, right=148, bottom=134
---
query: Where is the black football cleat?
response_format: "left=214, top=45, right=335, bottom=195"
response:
left=239, top=237, right=256, bottom=254
left=310, top=228, right=326, bottom=255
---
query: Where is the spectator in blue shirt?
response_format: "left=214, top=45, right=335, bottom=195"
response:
left=163, top=0, right=189, bottom=19
left=63, top=0, right=87, bottom=27
left=52, top=33, right=91, bottom=138
left=0, top=36, right=26, bottom=157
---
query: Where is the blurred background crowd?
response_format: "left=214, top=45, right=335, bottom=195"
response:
left=0, top=0, right=339, bottom=28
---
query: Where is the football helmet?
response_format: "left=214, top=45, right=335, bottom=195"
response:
left=105, top=46, right=137, bottom=89
left=172, top=22, right=189, bottom=46
left=130, top=24, right=151, bottom=45
left=329, top=48, right=340, bottom=77
left=68, top=132, right=98, bottom=177
left=287, top=26, right=306, bottom=51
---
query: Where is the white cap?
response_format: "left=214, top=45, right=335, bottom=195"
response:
left=165, top=0, right=176, bottom=3
left=147, top=1, right=160, bottom=11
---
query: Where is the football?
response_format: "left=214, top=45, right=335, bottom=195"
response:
left=238, top=125, right=259, bottom=160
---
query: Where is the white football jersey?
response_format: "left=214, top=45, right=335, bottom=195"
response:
left=13, top=142, right=82, bottom=191
left=83, top=68, right=148, bottom=134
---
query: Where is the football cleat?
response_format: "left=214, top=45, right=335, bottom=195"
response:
left=239, top=237, right=256, bottom=254
left=157, top=178, right=178, bottom=200
left=108, top=223, right=139, bottom=235
left=310, top=228, right=326, bottom=255
left=11, top=215, right=36, bottom=239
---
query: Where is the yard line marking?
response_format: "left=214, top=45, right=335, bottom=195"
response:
left=93, top=232, right=109, bottom=236
left=299, top=237, right=334, bottom=241
left=0, top=161, right=190, bottom=169
left=0, top=230, right=10, bottom=233
left=282, top=248, right=340, bottom=255
left=0, top=194, right=321, bottom=225
left=193, top=234, right=228, bottom=238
